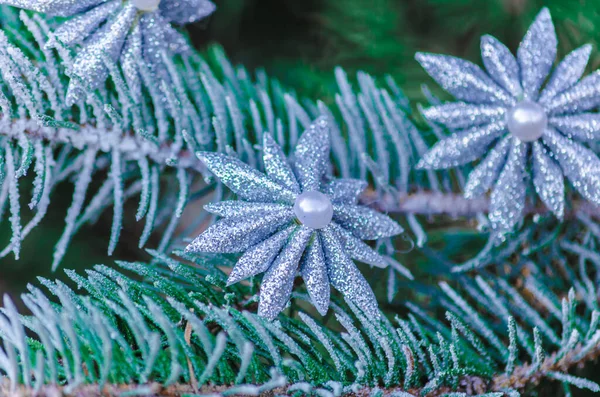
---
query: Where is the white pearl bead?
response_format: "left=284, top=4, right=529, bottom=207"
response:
left=506, top=100, right=547, bottom=142
left=293, top=191, right=333, bottom=229
left=131, top=0, right=161, bottom=12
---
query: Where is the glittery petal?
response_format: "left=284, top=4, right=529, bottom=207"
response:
left=550, top=113, right=600, bottom=143
left=204, top=201, right=291, bottom=218
left=294, top=118, right=331, bottom=191
left=489, top=139, right=527, bottom=233
left=332, top=204, right=403, bottom=240
left=532, top=142, right=564, bottom=219
left=139, top=11, right=169, bottom=73
left=66, top=4, right=137, bottom=105
left=464, top=135, right=511, bottom=198
left=325, top=179, right=367, bottom=205
left=2, top=0, right=105, bottom=16
left=480, top=35, right=522, bottom=97
left=320, top=227, right=379, bottom=318
left=517, top=8, right=557, bottom=100
left=263, top=133, right=301, bottom=193
left=120, top=22, right=142, bottom=102
left=539, top=44, right=592, bottom=104
left=416, top=121, right=506, bottom=169
left=227, top=225, right=296, bottom=285
left=415, top=53, right=514, bottom=105
left=421, top=102, right=507, bottom=130
left=331, top=222, right=387, bottom=268
left=185, top=210, right=294, bottom=254
left=162, top=22, right=193, bottom=54
left=47, top=0, right=120, bottom=47
left=300, top=235, right=330, bottom=316
left=258, top=226, right=313, bottom=320
left=159, top=0, right=216, bottom=25
left=546, top=71, right=600, bottom=115
left=543, top=128, right=600, bottom=206
left=198, top=152, right=296, bottom=203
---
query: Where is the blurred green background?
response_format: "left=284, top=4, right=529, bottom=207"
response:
left=191, top=0, right=600, bottom=100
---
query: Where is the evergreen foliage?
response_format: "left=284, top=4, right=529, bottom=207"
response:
left=0, top=3, right=598, bottom=396
left=1, top=245, right=600, bottom=396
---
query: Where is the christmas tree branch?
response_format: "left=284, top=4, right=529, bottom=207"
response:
left=369, top=190, right=600, bottom=219
left=2, top=118, right=202, bottom=172
left=491, top=340, right=600, bottom=393
left=4, top=332, right=599, bottom=397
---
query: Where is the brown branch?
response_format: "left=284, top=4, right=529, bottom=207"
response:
left=364, top=190, right=600, bottom=219
left=14, top=116, right=600, bottom=221
left=491, top=338, right=600, bottom=393
left=0, top=118, right=203, bottom=172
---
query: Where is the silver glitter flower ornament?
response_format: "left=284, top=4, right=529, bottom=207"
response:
left=0, top=0, right=216, bottom=105
left=416, top=8, right=600, bottom=233
left=186, top=118, right=403, bottom=320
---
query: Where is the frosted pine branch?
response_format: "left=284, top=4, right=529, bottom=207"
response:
left=366, top=191, right=489, bottom=216
left=1, top=248, right=599, bottom=396
left=0, top=118, right=203, bottom=172
left=369, top=191, right=600, bottom=219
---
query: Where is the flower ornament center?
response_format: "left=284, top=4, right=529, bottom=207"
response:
left=131, top=0, right=162, bottom=11
left=506, top=100, right=547, bottom=142
left=293, top=191, right=334, bottom=229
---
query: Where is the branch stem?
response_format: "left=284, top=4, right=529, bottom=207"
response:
left=2, top=118, right=202, bottom=172
left=365, top=190, right=600, bottom=219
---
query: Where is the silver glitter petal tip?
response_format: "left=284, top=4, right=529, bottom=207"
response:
left=138, top=12, right=171, bottom=72
left=65, top=4, right=137, bottom=106
left=546, top=70, right=600, bottom=116
left=321, top=227, right=379, bottom=319
left=333, top=204, right=403, bottom=240
left=227, top=225, right=296, bottom=286
left=325, top=179, right=367, bottom=205
left=489, top=139, right=527, bottom=233
left=162, top=23, right=193, bottom=54
left=197, top=152, right=296, bottom=204
left=159, top=0, right=216, bottom=25
left=258, top=226, right=313, bottom=320
left=421, top=102, right=506, bottom=131
left=46, top=0, right=120, bottom=47
left=415, top=52, right=514, bottom=105
left=464, top=135, right=511, bottom=199
left=263, top=133, right=301, bottom=193
left=294, top=117, right=331, bottom=191
left=517, top=7, right=557, bottom=100
left=532, top=142, right=565, bottom=219
left=332, top=223, right=388, bottom=268
left=204, top=201, right=291, bottom=219
left=300, top=235, right=330, bottom=316
left=120, top=23, right=143, bottom=102
left=543, top=128, right=600, bottom=206
left=2, top=0, right=105, bottom=17
left=539, top=44, right=592, bottom=105
left=480, top=34, right=522, bottom=98
left=416, top=121, right=506, bottom=169
left=185, top=210, right=293, bottom=254
left=549, top=113, right=600, bottom=143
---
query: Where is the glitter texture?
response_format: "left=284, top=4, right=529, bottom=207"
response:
left=186, top=118, right=404, bottom=319
left=1, top=0, right=216, bottom=104
left=532, top=142, right=564, bottom=219
left=416, top=8, right=600, bottom=233
left=324, top=179, right=368, bottom=204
